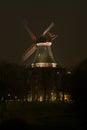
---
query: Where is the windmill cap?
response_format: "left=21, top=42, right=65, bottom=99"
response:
left=36, top=37, right=46, bottom=43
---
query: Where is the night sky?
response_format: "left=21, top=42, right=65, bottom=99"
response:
left=0, top=0, right=86, bottom=68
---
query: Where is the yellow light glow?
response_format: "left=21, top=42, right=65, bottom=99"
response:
left=37, top=42, right=52, bottom=46
left=8, top=93, right=11, bottom=97
left=67, top=71, right=71, bottom=74
left=39, top=96, right=43, bottom=102
left=27, top=94, right=32, bottom=102
left=15, top=96, right=17, bottom=99
left=51, top=92, right=57, bottom=101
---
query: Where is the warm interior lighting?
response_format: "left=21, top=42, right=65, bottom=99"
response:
left=32, top=63, right=57, bottom=67
left=27, top=94, right=32, bottom=102
left=37, top=42, right=52, bottom=46
left=67, top=71, right=71, bottom=74
left=8, top=93, right=11, bottom=97
left=39, top=96, right=43, bottom=102
left=51, top=92, right=56, bottom=101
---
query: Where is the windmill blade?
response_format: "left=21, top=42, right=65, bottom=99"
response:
left=24, top=19, right=37, bottom=41
left=22, top=44, right=37, bottom=62
left=42, top=22, right=54, bottom=36
left=51, top=34, right=58, bottom=41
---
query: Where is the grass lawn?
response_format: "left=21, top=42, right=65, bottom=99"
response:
left=0, top=102, right=86, bottom=129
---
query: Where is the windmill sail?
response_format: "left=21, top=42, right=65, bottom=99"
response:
left=22, top=44, right=37, bottom=62
left=42, top=22, right=54, bottom=36
left=24, top=19, right=37, bottom=41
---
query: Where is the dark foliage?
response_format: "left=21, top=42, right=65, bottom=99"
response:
left=70, top=59, right=87, bottom=116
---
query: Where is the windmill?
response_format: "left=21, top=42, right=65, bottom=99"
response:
left=22, top=21, right=58, bottom=67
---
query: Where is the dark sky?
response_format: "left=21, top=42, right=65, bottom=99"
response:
left=0, top=0, right=87, bottom=68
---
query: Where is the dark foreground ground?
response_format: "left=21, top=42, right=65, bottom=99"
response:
left=0, top=102, right=87, bottom=130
